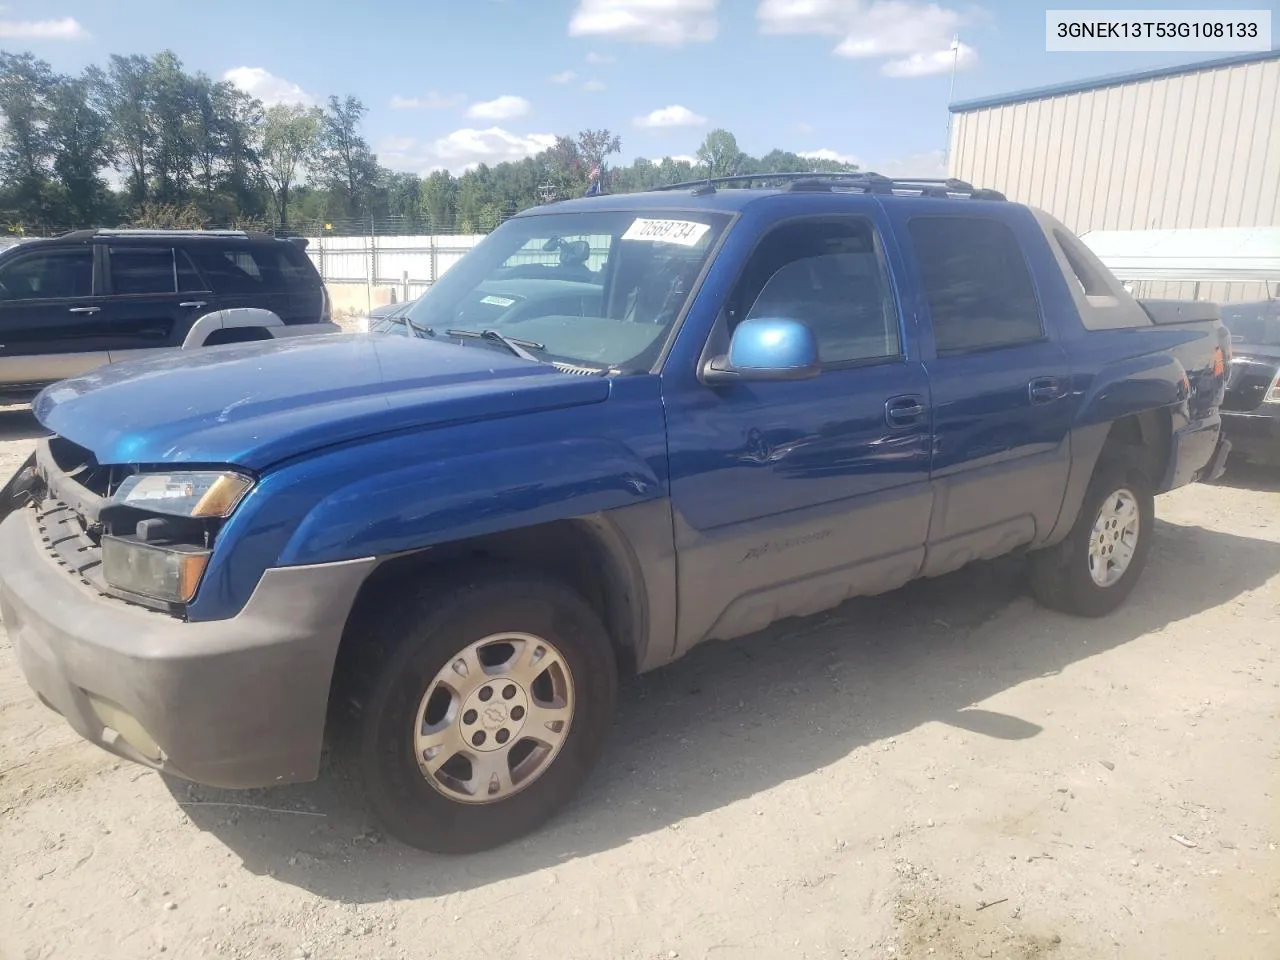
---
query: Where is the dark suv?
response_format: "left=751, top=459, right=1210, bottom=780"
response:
left=0, top=229, right=336, bottom=403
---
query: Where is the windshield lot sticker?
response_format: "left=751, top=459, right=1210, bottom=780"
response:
left=480, top=295, right=517, bottom=307
left=622, top=218, right=711, bottom=247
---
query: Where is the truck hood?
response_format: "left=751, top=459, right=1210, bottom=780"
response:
left=34, top=334, right=610, bottom=469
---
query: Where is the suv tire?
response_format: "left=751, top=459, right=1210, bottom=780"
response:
left=1028, top=456, right=1155, bottom=617
left=339, top=567, right=617, bottom=853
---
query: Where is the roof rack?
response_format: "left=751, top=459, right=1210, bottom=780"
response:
left=58, top=228, right=259, bottom=241
left=647, top=171, right=1006, bottom=201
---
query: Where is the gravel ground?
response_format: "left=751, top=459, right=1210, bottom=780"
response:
left=0, top=404, right=1277, bottom=960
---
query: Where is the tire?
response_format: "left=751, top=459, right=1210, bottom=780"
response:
left=338, top=567, right=617, bottom=854
left=1028, top=456, right=1155, bottom=618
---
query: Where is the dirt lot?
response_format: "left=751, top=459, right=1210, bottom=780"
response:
left=1, top=405, right=1277, bottom=960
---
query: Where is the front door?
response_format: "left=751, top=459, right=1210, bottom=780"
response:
left=663, top=213, right=934, bottom=655
left=0, top=245, right=112, bottom=393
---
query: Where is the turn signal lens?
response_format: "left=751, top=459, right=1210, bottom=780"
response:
left=101, top=537, right=211, bottom=603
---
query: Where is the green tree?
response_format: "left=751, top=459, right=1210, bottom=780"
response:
left=577, top=128, right=622, bottom=187
left=48, top=70, right=114, bottom=226
left=695, top=128, right=744, bottom=178
left=0, top=52, right=56, bottom=224
left=101, top=54, right=157, bottom=203
left=419, top=170, right=458, bottom=230
left=261, top=103, right=321, bottom=229
left=316, top=95, right=378, bottom=218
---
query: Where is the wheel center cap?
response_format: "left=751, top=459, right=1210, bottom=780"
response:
left=459, top=679, right=530, bottom=752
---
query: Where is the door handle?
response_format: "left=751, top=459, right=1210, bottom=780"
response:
left=179, top=301, right=207, bottom=309
left=68, top=306, right=100, bottom=314
left=885, top=395, right=927, bottom=427
left=1028, top=376, right=1064, bottom=405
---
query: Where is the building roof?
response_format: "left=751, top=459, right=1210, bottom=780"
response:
left=1079, top=226, right=1280, bottom=284
left=950, top=49, right=1280, bottom=113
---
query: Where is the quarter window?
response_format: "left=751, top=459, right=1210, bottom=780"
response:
left=908, top=217, right=1043, bottom=354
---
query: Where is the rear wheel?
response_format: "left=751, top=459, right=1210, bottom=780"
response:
left=340, top=569, right=617, bottom=853
left=1028, top=457, right=1155, bottom=617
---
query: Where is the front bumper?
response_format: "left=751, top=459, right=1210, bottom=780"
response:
left=1221, top=409, right=1280, bottom=465
left=0, top=509, right=375, bottom=788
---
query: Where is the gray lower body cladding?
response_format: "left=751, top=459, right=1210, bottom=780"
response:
left=0, top=509, right=375, bottom=788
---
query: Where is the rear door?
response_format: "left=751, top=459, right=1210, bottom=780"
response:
left=184, top=242, right=295, bottom=322
left=0, top=244, right=112, bottom=389
left=101, top=244, right=213, bottom=360
left=895, top=211, right=1074, bottom=577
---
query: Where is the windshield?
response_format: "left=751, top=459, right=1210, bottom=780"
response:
left=1223, top=300, right=1280, bottom=346
left=401, top=210, right=732, bottom=371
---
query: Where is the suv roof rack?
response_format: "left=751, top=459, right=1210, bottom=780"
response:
left=647, top=171, right=1007, bottom=201
left=57, top=228, right=276, bottom=241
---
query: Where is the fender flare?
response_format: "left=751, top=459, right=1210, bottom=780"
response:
left=182, top=308, right=284, bottom=349
left=1073, top=351, right=1188, bottom=428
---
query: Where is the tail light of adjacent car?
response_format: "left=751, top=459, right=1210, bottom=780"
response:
left=1266, top=368, right=1280, bottom=404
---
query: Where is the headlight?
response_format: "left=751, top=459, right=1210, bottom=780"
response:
left=112, top=471, right=253, bottom=518
left=101, top=537, right=211, bottom=603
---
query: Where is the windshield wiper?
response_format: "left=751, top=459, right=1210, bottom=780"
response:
left=403, top=316, right=436, bottom=338
left=445, top=328, right=545, bottom=362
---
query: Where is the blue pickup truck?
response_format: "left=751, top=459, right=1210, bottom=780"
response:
left=0, top=174, right=1232, bottom=854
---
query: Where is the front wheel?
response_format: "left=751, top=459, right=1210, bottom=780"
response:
left=342, top=570, right=617, bottom=853
left=1028, top=457, right=1155, bottom=617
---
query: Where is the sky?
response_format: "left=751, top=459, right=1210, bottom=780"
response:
left=3, top=0, right=1277, bottom=178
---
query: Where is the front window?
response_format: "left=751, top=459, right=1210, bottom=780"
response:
left=0, top=249, right=94, bottom=301
left=401, top=210, right=732, bottom=371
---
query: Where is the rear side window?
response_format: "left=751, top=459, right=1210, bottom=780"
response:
left=110, top=247, right=176, bottom=295
left=272, top=244, right=319, bottom=286
left=907, top=217, right=1044, bottom=354
left=186, top=243, right=316, bottom=295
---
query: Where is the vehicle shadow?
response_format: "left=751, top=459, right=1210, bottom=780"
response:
left=0, top=407, right=46, bottom=442
left=1213, top=460, right=1280, bottom=493
left=166, top=517, right=1280, bottom=902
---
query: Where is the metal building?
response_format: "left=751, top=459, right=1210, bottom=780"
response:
left=947, top=50, right=1280, bottom=302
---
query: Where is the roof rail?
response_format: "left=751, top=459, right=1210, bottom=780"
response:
left=58, top=228, right=255, bottom=240
left=647, top=171, right=1006, bottom=201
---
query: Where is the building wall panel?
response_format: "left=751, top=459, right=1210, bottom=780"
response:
left=948, top=56, right=1280, bottom=302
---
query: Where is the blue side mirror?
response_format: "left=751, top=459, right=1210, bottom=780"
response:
left=702, top=317, right=822, bottom=384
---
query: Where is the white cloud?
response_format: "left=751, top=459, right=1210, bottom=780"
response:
left=757, top=0, right=977, bottom=77
left=799, top=148, right=861, bottom=166
left=795, top=121, right=815, bottom=135
left=379, top=128, right=557, bottom=175
left=583, top=79, right=607, bottom=92
left=390, top=92, right=466, bottom=109
left=668, top=154, right=698, bottom=165
left=549, top=70, right=578, bottom=84
left=570, top=0, right=718, bottom=45
left=466, top=95, right=532, bottom=121
left=0, top=15, right=86, bottom=39
left=634, top=104, right=708, bottom=128
left=585, top=50, right=616, bottom=63
left=223, top=67, right=316, bottom=107
left=881, top=44, right=976, bottom=77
